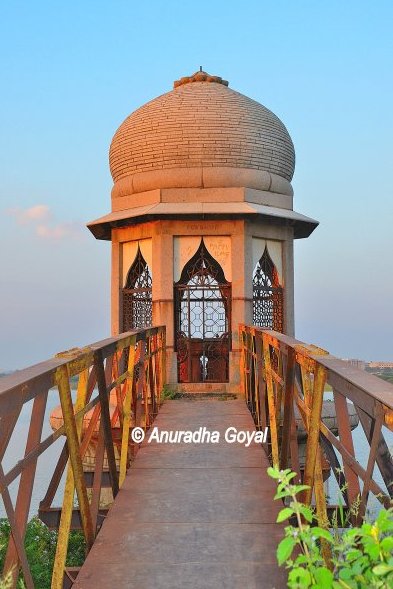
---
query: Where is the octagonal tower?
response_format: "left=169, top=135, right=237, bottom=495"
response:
left=88, top=70, right=318, bottom=392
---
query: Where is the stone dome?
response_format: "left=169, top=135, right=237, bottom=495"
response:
left=109, top=71, right=295, bottom=194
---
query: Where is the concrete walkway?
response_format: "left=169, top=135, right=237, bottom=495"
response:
left=74, top=399, right=287, bottom=589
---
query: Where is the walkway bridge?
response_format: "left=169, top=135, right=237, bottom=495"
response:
left=1, top=326, right=393, bottom=588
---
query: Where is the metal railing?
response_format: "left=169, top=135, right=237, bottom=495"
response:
left=239, top=326, right=393, bottom=529
left=0, top=326, right=166, bottom=588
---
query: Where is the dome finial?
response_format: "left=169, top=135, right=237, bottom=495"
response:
left=174, top=70, right=229, bottom=88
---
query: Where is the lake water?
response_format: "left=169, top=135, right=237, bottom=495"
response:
left=0, top=390, right=67, bottom=519
left=326, top=415, right=393, bottom=517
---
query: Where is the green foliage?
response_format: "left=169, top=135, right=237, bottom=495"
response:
left=160, top=385, right=181, bottom=401
left=0, top=517, right=86, bottom=589
left=268, top=467, right=393, bottom=589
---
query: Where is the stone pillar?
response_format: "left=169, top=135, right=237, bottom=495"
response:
left=111, top=237, right=121, bottom=335
left=152, top=230, right=177, bottom=384
left=283, top=233, right=295, bottom=336
left=229, top=224, right=248, bottom=391
left=243, top=230, right=254, bottom=326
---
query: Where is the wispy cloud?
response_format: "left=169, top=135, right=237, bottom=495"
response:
left=7, top=204, right=85, bottom=241
left=36, top=222, right=83, bottom=240
left=8, top=204, right=50, bottom=224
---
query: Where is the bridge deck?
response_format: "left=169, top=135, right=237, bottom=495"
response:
left=74, top=398, right=287, bottom=589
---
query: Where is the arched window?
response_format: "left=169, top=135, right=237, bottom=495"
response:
left=174, top=239, right=231, bottom=383
left=122, top=247, right=152, bottom=331
left=253, top=246, right=283, bottom=332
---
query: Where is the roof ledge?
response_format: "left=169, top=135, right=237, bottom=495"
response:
left=87, top=202, right=318, bottom=241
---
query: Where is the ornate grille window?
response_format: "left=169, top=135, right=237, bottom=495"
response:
left=122, top=247, right=152, bottom=331
left=174, top=239, right=231, bottom=383
left=253, top=246, right=283, bottom=332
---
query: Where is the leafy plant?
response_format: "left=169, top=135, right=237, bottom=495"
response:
left=268, top=467, right=393, bottom=589
left=160, top=385, right=181, bottom=401
left=0, top=517, right=85, bottom=589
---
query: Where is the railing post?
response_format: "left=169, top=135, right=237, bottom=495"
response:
left=56, top=365, right=95, bottom=549
left=262, top=333, right=279, bottom=468
left=358, top=409, right=384, bottom=519
left=153, top=332, right=160, bottom=412
left=239, top=326, right=245, bottom=399
left=4, top=390, right=48, bottom=587
left=119, top=337, right=136, bottom=487
left=0, top=463, right=35, bottom=589
left=94, top=350, right=119, bottom=498
left=51, top=369, right=89, bottom=589
left=280, top=347, right=295, bottom=469
left=334, top=390, right=361, bottom=518
left=161, top=327, right=166, bottom=396
left=302, top=363, right=326, bottom=506
left=90, top=422, right=106, bottom=530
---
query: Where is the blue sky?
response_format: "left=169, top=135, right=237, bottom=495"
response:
left=1, top=1, right=392, bottom=368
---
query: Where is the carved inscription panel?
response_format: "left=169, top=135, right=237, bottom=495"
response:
left=174, top=236, right=232, bottom=282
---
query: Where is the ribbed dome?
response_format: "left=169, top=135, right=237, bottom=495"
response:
left=109, top=74, right=295, bottom=185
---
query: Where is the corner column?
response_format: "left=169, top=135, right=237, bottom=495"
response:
left=111, top=236, right=122, bottom=336
left=152, top=230, right=177, bottom=384
left=230, top=223, right=251, bottom=393
left=282, top=234, right=295, bottom=336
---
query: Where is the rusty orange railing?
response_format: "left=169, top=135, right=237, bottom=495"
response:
left=240, top=326, right=393, bottom=530
left=0, top=326, right=166, bottom=588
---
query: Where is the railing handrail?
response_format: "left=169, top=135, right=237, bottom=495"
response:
left=239, top=324, right=393, bottom=550
left=0, top=325, right=166, bottom=589
left=0, top=327, right=165, bottom=407
left=239, top=325, right=393, bottom=412
left=316, top=355, right=393, bottom=412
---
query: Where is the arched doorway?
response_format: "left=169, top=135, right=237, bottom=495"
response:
left=175, top=239, right=231, bottom=383
left=122, top=246, right=152, bottom=331
left=253, top=246, right=283, bottom=332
